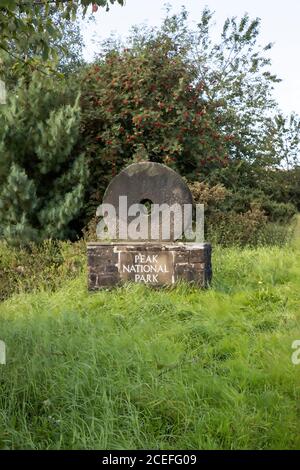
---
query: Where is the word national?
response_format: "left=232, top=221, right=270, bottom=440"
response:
left=122, top=254, right=169, bottom=283
left=87, top=161, right=212, bottom=290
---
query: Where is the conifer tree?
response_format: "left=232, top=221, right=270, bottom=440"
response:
left=0, top=72, right=87, bottom=245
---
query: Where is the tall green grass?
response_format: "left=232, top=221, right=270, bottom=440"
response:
left=0, top=228, right=299, bottom=449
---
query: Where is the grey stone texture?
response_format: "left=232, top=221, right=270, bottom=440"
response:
left=88, top=161, right=212, bottom=289
left=87, top=242, right=212, bottom=289
left=102, top=161, right=193, bottom=242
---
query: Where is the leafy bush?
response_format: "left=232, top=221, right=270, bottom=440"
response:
left=206, top=207, right=294, bottom=247
left=188, top=180, right=295, bottom=246
left=187, top=180, right=230, bottom=209
left=263, top=167, right=300, bottom=212
left=0, top=240, right=85, bottom=302
left=206, top=206, right=266, bottom=246
left=80, top=43, right=229, bottom=220
left=78, top=7, right=300, bottom=229
left=261, top=200, right=297, bottom=223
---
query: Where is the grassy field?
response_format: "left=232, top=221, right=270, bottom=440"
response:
left=0, top=227, right=300, bottom=449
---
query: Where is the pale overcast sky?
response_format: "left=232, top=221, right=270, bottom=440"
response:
left=82, top=0, right=300, bottom=115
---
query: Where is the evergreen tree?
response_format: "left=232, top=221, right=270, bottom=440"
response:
left=0, top=72, right=88, bottom=245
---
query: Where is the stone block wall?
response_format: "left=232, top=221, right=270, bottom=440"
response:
left=87, top=242, right=212, bottom=289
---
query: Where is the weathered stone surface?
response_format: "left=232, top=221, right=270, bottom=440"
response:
left=102, top=162, right=193, bottom=242
left=87, top=242, right=212, bottom=289
left=88, top=161, right=212, bottom=289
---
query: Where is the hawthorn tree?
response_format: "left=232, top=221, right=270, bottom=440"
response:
left=134, top=8, right=299, bottom=189
left=149, top=8, right=285, bottom=189
left=79, top=6, right=300, bottom=224
left=80, top=40, right=231, bottom=218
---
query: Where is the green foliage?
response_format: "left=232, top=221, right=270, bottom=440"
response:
left=261, top=200, right=297, bottom=223
left=1, top=5, right=299, bottom=241
left=78, top=7, right=300, bottom=223
left=51, top=9, right=85, bottom=75
left=0, top=239, right=85, bottom=302
left=2, top=7, right=86, bottom=88
left=0, top=1, right=123, bottom=74
left=0, top=216, right=297, bottom=304
left=206, top=208, right=295, bottom=247
left=175, top=7, right=300, bottom=196
left=128, top=6, right=282, bottom=168
left=80, top=45, right=229, bottom=218
left=262, top=167, right=300, bottom=211
left=265, top=113, right=300, bottom=169
left=0, top=228, right=299, bottom=449
left=218, top=186, right=297, bottom=224
left=188, top=180, right=296, bottom=246
left=0, top=72, right=88, bottom=245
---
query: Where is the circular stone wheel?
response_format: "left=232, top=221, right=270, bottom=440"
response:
left=101, top=162, right=193, bottom=241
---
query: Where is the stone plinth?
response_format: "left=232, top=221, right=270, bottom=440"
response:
left=87, top=242, right=212, bottom=289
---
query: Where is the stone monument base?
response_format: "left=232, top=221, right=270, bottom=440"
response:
left=87, top=242, right=212, bottom=289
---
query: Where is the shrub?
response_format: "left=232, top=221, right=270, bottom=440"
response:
left=80, top=44, right=229, bottom=221
left=0, top=240, right=85, bottom=302
left=206, top=205, right=266, bottom=246
left=259, top=168, right=299, bottom=207
left=188, top=180, right=295, bottom=246
left=187, top=180, right=230, bottom=210
left=261, top=200, right=297, bottom=223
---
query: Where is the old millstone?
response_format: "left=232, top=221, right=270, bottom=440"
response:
left=87, top=161, right=212, bottom=289
left=102, top=162, right=193, bottom=241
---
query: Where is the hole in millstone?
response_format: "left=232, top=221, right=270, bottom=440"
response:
left=140, top=198, right=153, bottom=216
